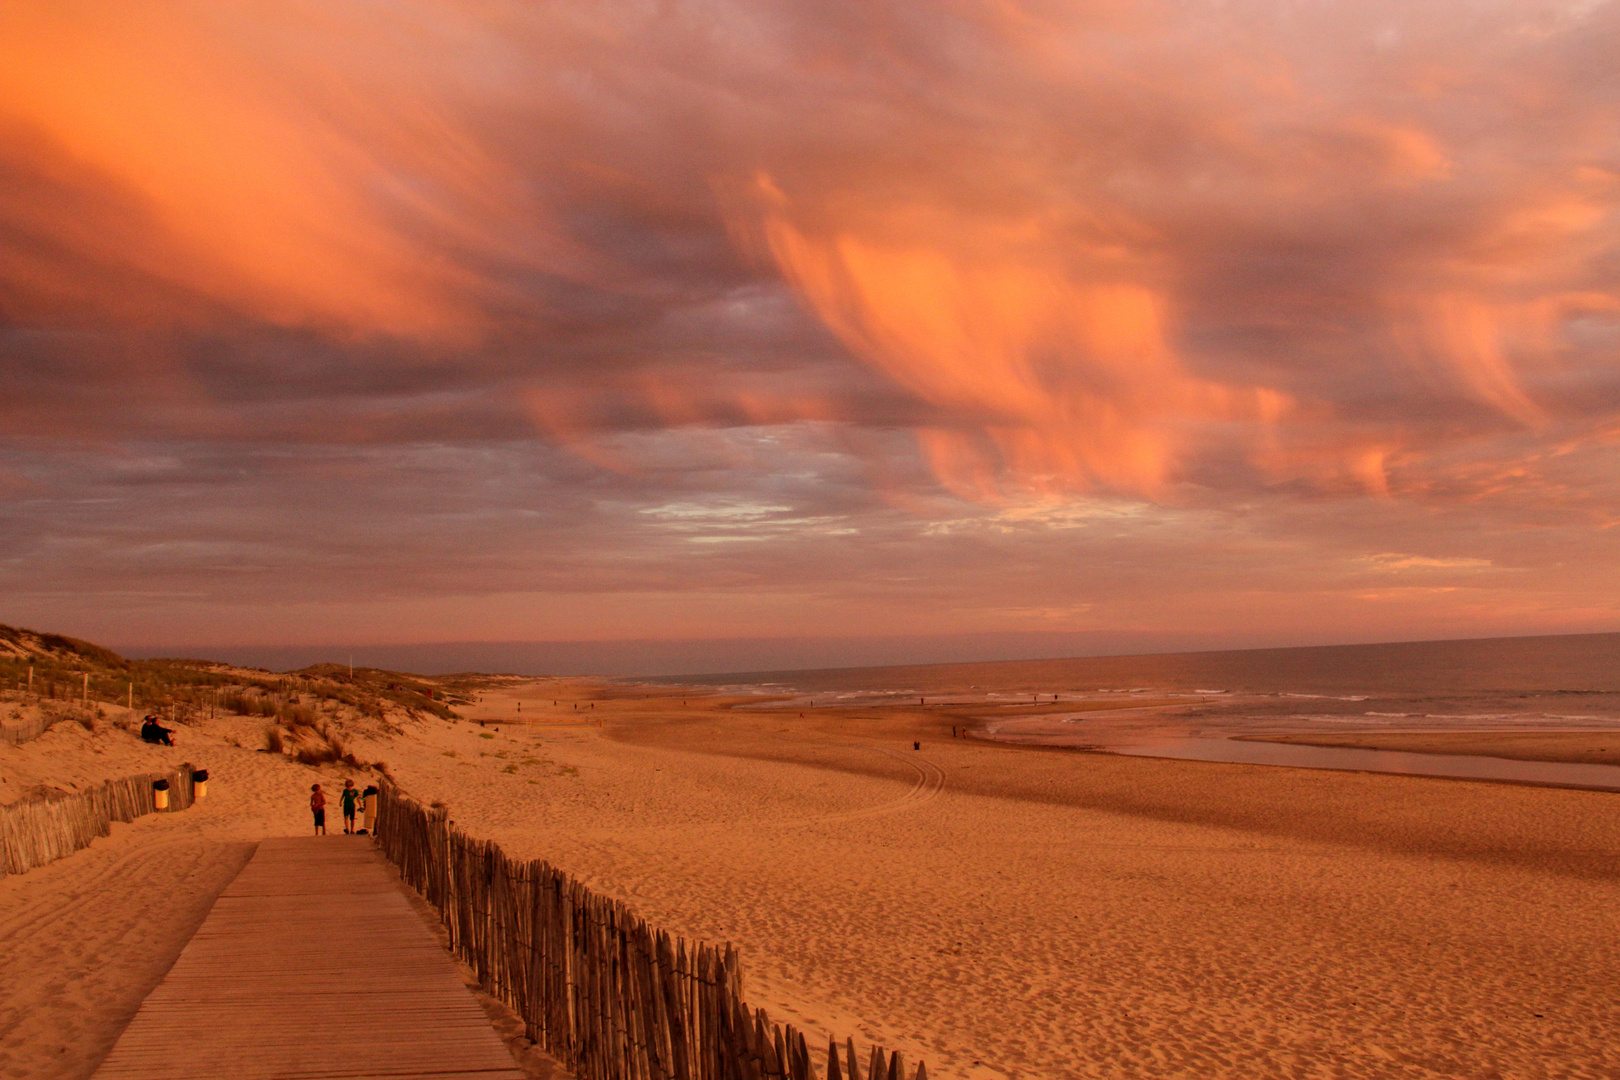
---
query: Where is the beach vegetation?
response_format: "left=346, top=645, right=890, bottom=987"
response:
left=1, top=622, right=471, bottom=745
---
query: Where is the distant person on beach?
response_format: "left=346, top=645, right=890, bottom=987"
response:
left=340, top=779, right=359, bottom=834
left=310, top=783, right=327, bottom=835
left=139, top=716, right=174, bottom=746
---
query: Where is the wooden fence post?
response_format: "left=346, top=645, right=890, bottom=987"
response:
left=0, top=763, right=201, bottom=877
left=369, top=782, right=931, bottom=1080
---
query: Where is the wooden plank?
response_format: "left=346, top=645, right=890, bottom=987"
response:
left=93, top=836, right=525, bottom=1080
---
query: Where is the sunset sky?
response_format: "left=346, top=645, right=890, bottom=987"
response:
left=4, top=1, right=1619, bottom=673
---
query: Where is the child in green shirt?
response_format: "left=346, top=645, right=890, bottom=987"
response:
left=340, top=779, right=360, bottom=834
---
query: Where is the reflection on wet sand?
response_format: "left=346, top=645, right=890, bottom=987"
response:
left=977, top=694, right=1620, bottom=791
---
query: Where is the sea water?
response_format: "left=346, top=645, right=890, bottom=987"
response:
left=656, top=631, right=1620, bottom=791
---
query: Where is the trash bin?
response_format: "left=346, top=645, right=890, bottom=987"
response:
left=153, top=778, right=170, bottom=811
left=362, top=785, right=379, bottom=832
left=192, top=769, right=209, bottom=800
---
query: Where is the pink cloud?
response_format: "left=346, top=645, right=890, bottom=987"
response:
left=3, top=0, right=1620, bottom=650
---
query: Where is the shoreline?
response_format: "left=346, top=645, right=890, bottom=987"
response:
left=970, top=721, right=1620, bottom=795
left=1234, top=728, right=1620, bottom=767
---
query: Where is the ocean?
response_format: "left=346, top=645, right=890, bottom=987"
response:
left=653, top=631, right=1620, bottom=790
left=661, top=631, right=1620, bottom=699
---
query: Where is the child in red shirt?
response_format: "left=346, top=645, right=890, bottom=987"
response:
left=310, top=783, right=327, bottom=835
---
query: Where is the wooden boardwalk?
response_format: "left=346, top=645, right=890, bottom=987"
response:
left=94, top=836, right=525, bottom=1080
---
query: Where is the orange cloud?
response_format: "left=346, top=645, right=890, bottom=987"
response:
left=0, top=2, right=572, bottom=340
left=9, top=0, right=1620, bottom=652
left=742, top=174, right=1295, bottom=499
left=5, top=0, right=1620, bottom=518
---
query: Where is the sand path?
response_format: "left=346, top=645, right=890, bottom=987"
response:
left=0, top=830, right=254, bottom=1080
left=0, top=716, right=409, bottom=1080
left=92, top=837, right=523, bottom=1080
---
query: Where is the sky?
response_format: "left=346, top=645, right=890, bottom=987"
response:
left=3, top=1, right=1619, bottom=674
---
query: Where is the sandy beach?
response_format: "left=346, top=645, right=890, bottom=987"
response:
left=5, top=679, right=1620, bottom=1079
left=383, top=682, right=1620, bottom=1078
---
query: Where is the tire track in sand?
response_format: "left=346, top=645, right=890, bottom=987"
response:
left=706, top=746, right=947, bottom=831
left=593, top=746, right=948, bottom=838
left=815, top=748, right=946, bottom=824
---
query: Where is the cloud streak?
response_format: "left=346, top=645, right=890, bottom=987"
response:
left=3, top=0, right=1620, bottom=657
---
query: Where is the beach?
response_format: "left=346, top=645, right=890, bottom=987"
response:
left=383, top=682, right=1620, bottom=1078
left=12, top=3, right=1620, bottom=1075
left=5, top=679, right=1620, bottom=1079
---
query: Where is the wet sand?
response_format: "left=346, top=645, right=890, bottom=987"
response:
left=1247, top=729, right=1620, bottom=766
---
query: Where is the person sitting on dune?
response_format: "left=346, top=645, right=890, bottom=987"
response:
left=139, top=716, right=175, bottom=746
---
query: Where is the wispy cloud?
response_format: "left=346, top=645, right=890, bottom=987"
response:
left=3, top=1, right=1619, bottom=655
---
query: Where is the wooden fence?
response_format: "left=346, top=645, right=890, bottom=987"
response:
left=376, top=783, right=928, bottom=1080
left=1, top=710, right=70, bottom=745
left=0, top=764, right=198, bottom=877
